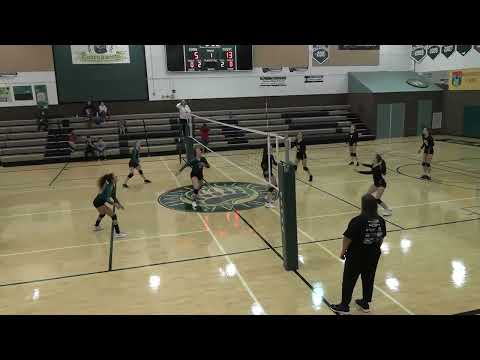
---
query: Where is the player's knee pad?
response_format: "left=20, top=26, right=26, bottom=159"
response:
left=193, top=189, right=199, bottom=195
left=99, top=214, right=106, bottom=219
left=303, top=166, right=309, bottom=171
left=352, top=153, right=357, bottom=157
left=426, top=163, right=431, bottom=168
left=293, top=165, right=298, bottom=171
left=350, top=152, right=355, bottom=157
left=421, top=162, right=426, bottom=167
left=138, top=170, right=144, bottom=175
left=128, top=173, right=134, bottom=178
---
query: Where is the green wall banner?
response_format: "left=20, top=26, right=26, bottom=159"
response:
left=457, top=45, right=472, bottom=56
left=71, top=45, right=130, bottom=64
left=34, top=84, right=48, bottom=108
left=0, top=87, right=11, bottom=102
left=13, top=85, right=33, bottom=101
left=441, top=45, right=455, bottom=58
left=411, top=45, right=427, bottom=63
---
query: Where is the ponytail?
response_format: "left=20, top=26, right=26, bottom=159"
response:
left=98, top=173, right=114, bottom=189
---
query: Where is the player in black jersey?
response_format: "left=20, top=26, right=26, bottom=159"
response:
left=346, top=125, right=359, bottom=166
left=175, top=145, right=210, bottom=210
left=292, top=132, right=313, bottom=182
left=418, top=128, right=434, bottom=181
left=356, top=153, right=392, bottom=216
left=123, top=141, right=152, bottom=188
left=261, top=144, right=278, bottom=208
left=92, top=173, right=127, bottom=238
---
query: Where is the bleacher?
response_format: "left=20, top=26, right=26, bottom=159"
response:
left=0, top=105, right=375, bottom=167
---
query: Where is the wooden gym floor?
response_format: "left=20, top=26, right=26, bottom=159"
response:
left=0, top=136, right=479, bottom=315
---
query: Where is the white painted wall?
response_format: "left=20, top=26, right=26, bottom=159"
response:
left=414, top=47, right=480, bottom=72
left=0, top=71, right=58, bottom=108
left=145, top=45, right=413, bottom=101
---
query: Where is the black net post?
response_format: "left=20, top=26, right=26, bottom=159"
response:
left=278, top=160, right=298, bottom=271
left=184, top=137, right=195, bottom=162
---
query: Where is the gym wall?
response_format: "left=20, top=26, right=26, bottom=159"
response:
left=52, top=45, right=149, bottom=103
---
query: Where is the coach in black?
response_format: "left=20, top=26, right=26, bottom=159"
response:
left=330, top=194, right=386, bottom=314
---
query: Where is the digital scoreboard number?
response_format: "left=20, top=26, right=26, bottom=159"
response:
left=185, top=45, right=236, bottom=71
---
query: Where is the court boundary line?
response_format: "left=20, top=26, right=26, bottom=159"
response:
left=48, top=161, right=69, bottom=186
left=0, top=246, right=271, bottom=289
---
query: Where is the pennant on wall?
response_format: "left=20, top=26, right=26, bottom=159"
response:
left=427, top=45, right=440, bottom=60
left=441, top=45, right=455, bottom=58
left=457, top=45, right=472, bottom=56
left=411, top=45, right=427, bottom=63
left=312, top=45, right=329, bottom=65
left=473, top=45, right=480, bottom=54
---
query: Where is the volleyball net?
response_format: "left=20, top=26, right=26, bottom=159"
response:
left=179, top=113, right=299, bottom=271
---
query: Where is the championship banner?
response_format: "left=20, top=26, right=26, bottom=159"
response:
left=338, top=45, right=379, bottom=50
left=449, top=68, right=480, bottom=90
left=0, top=87, right=11, bottom=102
left=457, top=45, right=472, bottom=56
left=411, top=45, right=427, bottom=63
left=71, top=45, right=130, bottom=64
left=427, top=45, right=440, bottom=60
left=441, top=45, right=455, bottom=58
left=312, top=45, right=329, bottom=65
left=34, top=84, right=48, bottom=108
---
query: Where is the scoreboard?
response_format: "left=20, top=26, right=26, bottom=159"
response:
left=166, top=45, right=253, bottom=72
left=185, top=45, right=236, bottom=71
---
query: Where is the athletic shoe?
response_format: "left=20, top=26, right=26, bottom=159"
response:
left=426, top=176, right=432, bottom=181
left=114, top=232, right=128, bottom=239
left=123, top=184, right=129, bottom=188
left=144, top=179, right=152, bottom=183
left=265, top=202, right=275, bottom=208
left=348, top=161, right=354, bottom=165
left=192, top=201, right=198, bottom=210
left=355, top=299, right=371, bottom=313
left=356, top=162, right=359, bottom=166
left=330, top=303, right=350, bottom=314
left=93, top=225, right=103, bottom=232
left=309, top=175, right=313, bottom=182
left=420, top=175, right=427, bottom=179
left=382, top=209, right=393, bottom=217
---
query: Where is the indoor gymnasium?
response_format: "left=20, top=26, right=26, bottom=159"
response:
left=0, top=45, right=479, bottom=315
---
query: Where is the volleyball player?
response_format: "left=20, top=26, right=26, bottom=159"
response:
left=175, top=145, right=210, bottom=210
left=347, top=124, right=359, bottom=166
left=356, top=153, right=392, bottom=216
left=92, top=173, right=127, bottom=238
left=123, top=141, right=152, bottom=188
left=261, top=144, right=278, bottom=208
left=418, top=128, right=434, bottom=180
left=292, top=132, right=313, bottom=182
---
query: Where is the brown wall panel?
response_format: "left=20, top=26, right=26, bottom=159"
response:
left=313, top=46, right=380, bottom=67
left=0, top=45, right=54, bottom=72
left=253, top=45, right=309, bottom=67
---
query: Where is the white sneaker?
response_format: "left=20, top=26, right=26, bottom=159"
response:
left=93, top=225, right=103, bottom=232
left=192, top=201, right=198, bottom=210
left=265, top=202, right=275, bottom=208
left=382, top=209, right=393, bottom=217
left=114, top=232, right=128, bottom=238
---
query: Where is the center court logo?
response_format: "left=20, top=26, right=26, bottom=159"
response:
left=158, top=182, right=269, bottom=213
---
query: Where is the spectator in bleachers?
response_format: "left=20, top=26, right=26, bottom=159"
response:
left=98, top=101, right=110, bottom=123
left=85, top=136, right=96, bottom=161
left=83, top=100, right=96, bottom=128
left=199, top=123, right=210, bottom=148
left=118, top=118, right=127, bottom=135
left=95, top=137, right=107, bottom=161
left=36, top=108, right=49, bottom=132
left=68, top=130, right=77, bottom=153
